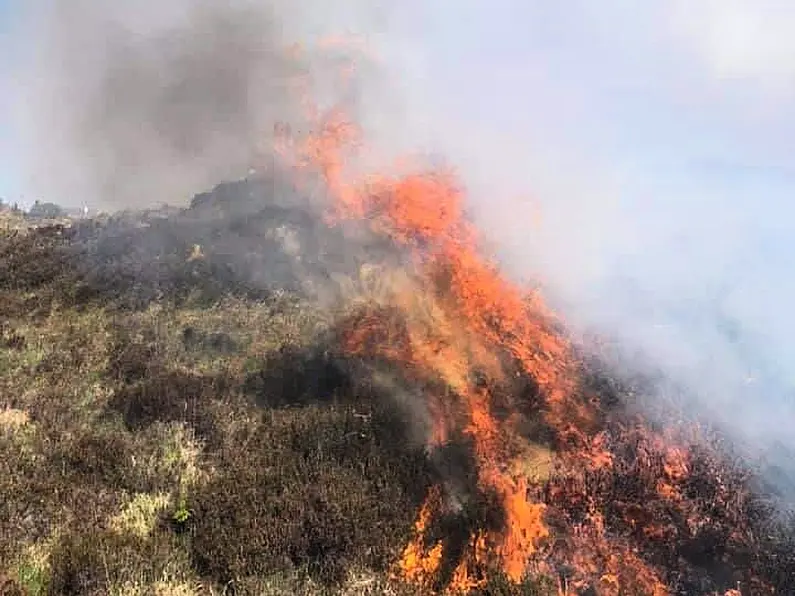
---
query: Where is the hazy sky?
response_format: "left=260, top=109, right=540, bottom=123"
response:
left=434, top=0, right=770, bottom=476
left=0, top=0, right=20, bottom=202
left=380, top=2, right=795, bottom=448
left=1, top=2, right=794, bottom=479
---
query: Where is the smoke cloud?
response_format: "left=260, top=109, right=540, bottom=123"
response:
left=8, top=0, right=795, bottom=501
left=10, top=0, right=395, bottom=209
left=385, top=2, right=795, bottom=500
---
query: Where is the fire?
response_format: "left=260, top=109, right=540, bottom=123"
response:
left=283, top=110, right=563, bottom=589
left=341, top=174, right=566, bottom=583
left=272, top=80, right=663, bottom=588
left=270, top=44, right=780, bottom=594
left=397, top=486, right=444, bottom=584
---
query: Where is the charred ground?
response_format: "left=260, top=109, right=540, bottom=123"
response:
left=0, top=179, right=793, bottom=595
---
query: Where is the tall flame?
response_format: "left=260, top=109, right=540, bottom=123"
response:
left=275, top=97, right=570, bottom=587
left=271, top=44, right=774, bottom=594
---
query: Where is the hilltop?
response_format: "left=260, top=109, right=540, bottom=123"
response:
left=1, top=176, right=794, bottom=595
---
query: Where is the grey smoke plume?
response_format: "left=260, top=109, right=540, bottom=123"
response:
left=11, top=0, right=391, bottom=209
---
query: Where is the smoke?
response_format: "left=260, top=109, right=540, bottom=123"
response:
left=8, top=0, right=795, bottom=500
left=10, top=0, right=395, bottom=209
left=383, top=2, right=795, bottom=501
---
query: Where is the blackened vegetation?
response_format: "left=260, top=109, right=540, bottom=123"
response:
left=181, top=326, right=238, bottom=355
left=0, top=224, right=95, bottom=318
left=242, top=343, right=351, bottom=409
left=189, top=397, right=433, bottom=585
left=2, top=174, right=402, bottom=314
left=68, top=175, right=402, bottom=310
left=108, top=369, right=230, bottom=446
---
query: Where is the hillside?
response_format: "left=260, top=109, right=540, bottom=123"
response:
left=1, top=175, right=794, bottom=596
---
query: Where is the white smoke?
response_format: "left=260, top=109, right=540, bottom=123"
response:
left=386, top=1, right=795, bottom=499
left=8, top=0, right=795, bottom=499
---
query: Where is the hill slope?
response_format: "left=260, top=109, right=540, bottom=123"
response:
left=1, top=178, right=793, bottom=595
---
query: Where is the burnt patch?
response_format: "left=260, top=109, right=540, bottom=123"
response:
left=0, top=226, right=84, bottom=318
left=181, top=326, right=238, bottom=355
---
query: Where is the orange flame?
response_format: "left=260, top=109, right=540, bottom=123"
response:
left=268, top=50, right=772, bottom=594
left=282, top=108, right=563, bottom=589
left=396, top=486, right=444, bottom=585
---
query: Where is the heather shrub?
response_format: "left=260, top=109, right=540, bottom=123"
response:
left=190, top=398, right=433, bottom=586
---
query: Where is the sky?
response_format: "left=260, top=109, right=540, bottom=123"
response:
left=1, top=2, right=794, bottom=487
left=0, top=0, right=20, bottom=203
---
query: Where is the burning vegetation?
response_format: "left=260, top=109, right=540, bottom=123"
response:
left=271, top=99, right=795, bottom=594
left=2, top=147, right=795, bottom=594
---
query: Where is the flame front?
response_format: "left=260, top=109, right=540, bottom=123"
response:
left=271, top=49, right=777, bottom=594
left=273, top=86, right=664, bottom=589
left=397, top=485, right=445, bottom=584
left=339, top=171, right=565, bottom=586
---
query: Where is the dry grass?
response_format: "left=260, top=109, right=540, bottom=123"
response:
left=0, top=408, right=30, bottom=431
left=109, top=493, right=173, bottom=539
left=0, top=217, right=439, bottom=595
left=0, top=208, right=31, bottom=231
